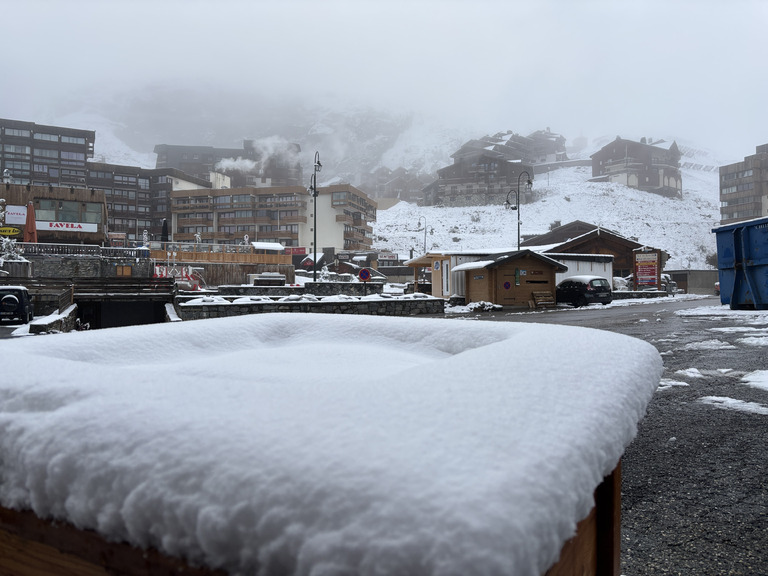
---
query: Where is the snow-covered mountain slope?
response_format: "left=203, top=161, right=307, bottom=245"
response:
left=371, top=165, right=721, bottom=270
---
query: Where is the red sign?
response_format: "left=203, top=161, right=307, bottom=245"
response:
left=359, top=269, right=371, bottom=282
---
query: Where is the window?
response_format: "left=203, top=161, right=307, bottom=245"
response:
left=61, top=135, right=86, bottom=144
left=33, top=148, right=58, bottom=158
left=4, top=128, right=30, bottom=137
left=83, top=202, right=103, bottom=224
left=59, top=200, right=79, bottom=222
left=33, top=133, right=58, bottom=142
left=37, top=199, right=57, bottom=221
left=89, top=170, right=112, bottom=179
left=138, top=178, right=149, bottom=190
left=114, top=175, right=137, bottom=185
left=61, top=151, right=85, bottom=161
left=3, top=144, right=30, bottom=154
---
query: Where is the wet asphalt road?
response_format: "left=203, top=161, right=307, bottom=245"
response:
left=447, top=296, right=768, bottom=575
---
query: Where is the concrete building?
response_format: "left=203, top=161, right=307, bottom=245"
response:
left=718, top=144, right=768, bottom=225
left=169, top=183, right=377, bottom=255
left=0, top=118, right=95, bottom=188
left=154, top=140, right=303, bottom=188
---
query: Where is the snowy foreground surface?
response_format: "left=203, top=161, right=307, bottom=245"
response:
left=0, top=314, right=662, bottom=576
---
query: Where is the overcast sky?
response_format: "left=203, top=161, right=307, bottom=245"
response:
left=3, top=0, right=766, bottom=159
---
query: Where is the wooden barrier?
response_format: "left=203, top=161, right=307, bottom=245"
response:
left=0, top=465, right=621, bottom=576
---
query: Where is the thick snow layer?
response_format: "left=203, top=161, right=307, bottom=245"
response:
left=0, top=314, right=662, bottom=576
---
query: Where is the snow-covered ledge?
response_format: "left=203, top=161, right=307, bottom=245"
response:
left=0, top=314, right=662, bottom=575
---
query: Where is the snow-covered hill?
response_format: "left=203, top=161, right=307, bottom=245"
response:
left=371, top=165, right=721, bottom=271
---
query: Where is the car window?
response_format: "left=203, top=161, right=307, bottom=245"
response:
left=590, top=279, right=610, bottom=289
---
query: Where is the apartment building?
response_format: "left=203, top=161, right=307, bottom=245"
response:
left=169, top=184, right=377, bottom=253
left=0, top=118, right=95, bottom=188
left=719, top=144, right=768, bottom=225
left=154, top=140, right=303, bottom=188
left=87, top=162, right=214, bottom=243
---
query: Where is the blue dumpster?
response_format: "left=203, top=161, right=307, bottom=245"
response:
left=712, top=217, right=768, bottom=309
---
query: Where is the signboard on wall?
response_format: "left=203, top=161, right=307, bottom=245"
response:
left=38, top=221, right=98, bottom=233
left=4, top=205, right=27, bottom=225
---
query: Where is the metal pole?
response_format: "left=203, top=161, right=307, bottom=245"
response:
left=312, top=151, right=322, bottom=283
left=516, top=171, right=532, bottom=251
left=419, top=216, right=427, bottom=253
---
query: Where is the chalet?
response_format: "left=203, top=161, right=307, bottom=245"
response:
left=421, top=128, right=568, bottom=207
left=521, top=220, right=668, bottom=279
left=590, top=137, right=682, bottom=197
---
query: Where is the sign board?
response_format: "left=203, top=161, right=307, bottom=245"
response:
left=358, top=268, right=371, bottom=282
left=4, top=205, right=27, bottom=225
left=38, top=221, right=98, bottom=233
left=285, top=247, right=307, bottom=255
left=378, top=253, right=398, bottom=261
left=635, top=252, right=659, bottom=286
left=0, top=227, right=21, bottom=237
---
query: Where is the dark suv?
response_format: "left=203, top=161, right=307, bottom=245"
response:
left=0, top=286, right=34, bottom=323
left=556, top=275, right=613, bottom=307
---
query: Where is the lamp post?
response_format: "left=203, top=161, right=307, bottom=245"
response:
left=418, top=216, right=427, bottom=253
left=307, top=151, right=322, bottom=282
left=503, top=170, right=533, bottom=250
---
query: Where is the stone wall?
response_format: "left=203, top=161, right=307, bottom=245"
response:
left=24, top=255, right=153, bottom=279
left=175, top=296, right=444, bottom=321
left=218, top=282, right=385, bottom=298
left=28, top=304, right=79, bottom=334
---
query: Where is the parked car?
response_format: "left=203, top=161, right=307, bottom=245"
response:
left=0, top=286, right=34, bottom=323
left=556, top=275, right=613, bottom=307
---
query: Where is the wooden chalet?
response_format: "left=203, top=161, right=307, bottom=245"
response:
left=521, top=220, right=667, bottom=278
left=590, top=137, right=682, bottom=197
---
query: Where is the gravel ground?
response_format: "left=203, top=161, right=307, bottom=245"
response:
left=618, top=308, right=768, bottom=576
left=453, top=297, right=768, bottom=575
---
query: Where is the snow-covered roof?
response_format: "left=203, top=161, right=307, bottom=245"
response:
left=250, top=241, right=285, bottom=251
left=0, top=314, right=662, bottom=575
left=451, top=259, right=495, bottom=272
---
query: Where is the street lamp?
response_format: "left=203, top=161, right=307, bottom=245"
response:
left=418, top=216, right=427, bottom=253
left=307, top=151, right=322, bottom=282
left=503, top=170, right=533, bottom=250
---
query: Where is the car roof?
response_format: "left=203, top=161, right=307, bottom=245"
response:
left=560, top=275, right=609, bottom=283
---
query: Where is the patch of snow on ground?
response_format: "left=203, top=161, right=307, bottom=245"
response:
left=675, top=368, right=705, bottom=379
left=699, top=397, right=768, bottom=416
left=678, top=339, right=737, bottom=351
left=736, top=336, right=768, bottom=347
left=657, top=379, right=690, bottom=391
left=741, top=371, right=768, bottom=392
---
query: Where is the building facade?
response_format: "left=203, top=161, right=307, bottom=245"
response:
left=87, top=162, right=213, bottom=244
left=1, top=183, right=108, bottom=244
left=169, top=183, right=377, bottom=253
left=590, top=137, right=682, bottom=197
left=0, top=118, right=95, bottom=188
left=718, top=144, right=768, bottom=225
left=154, top=140, right=303, bottom=188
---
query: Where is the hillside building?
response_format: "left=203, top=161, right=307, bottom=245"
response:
left=421, top=128, right=566, bottom=207
left=169, top=183, right=376, bottom=254
left=590, top=137, right=682, bottom=197
left=154, top=140, right=303, bottom=188
left=718, top=144, right=768, bottom=225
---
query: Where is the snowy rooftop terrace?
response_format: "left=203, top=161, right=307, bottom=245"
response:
left=0, top=313, right=662, bottom=575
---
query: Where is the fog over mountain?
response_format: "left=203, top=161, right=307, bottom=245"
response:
left=4, top=0, right=765, bottom=171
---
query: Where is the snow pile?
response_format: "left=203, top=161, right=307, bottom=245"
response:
left=372, top=164, right=720, bottom=270
left=0, top=314, right=662, bottom=575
